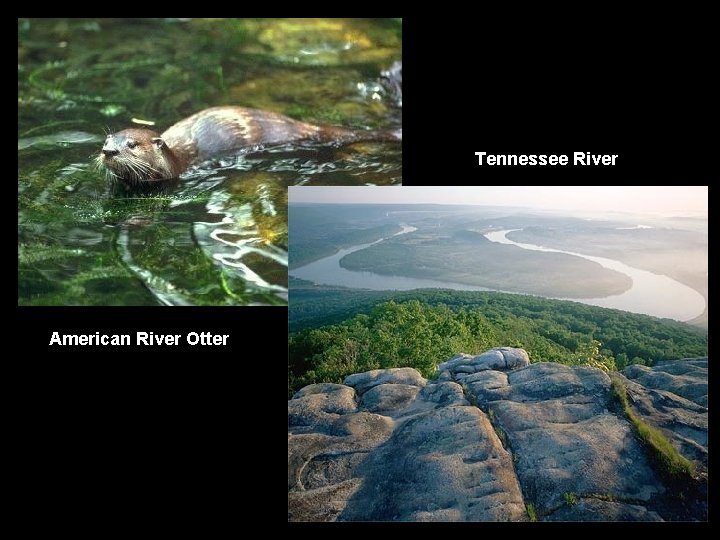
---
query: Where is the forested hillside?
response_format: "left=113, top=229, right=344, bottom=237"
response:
left=288, top=281, right=707, bottom=396
left=289, top=205, right=404, bottom=268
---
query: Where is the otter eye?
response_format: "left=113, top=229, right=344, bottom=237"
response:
left=127, top=141, right=138, bottom=149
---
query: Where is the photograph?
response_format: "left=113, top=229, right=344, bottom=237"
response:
left=18, top=18, right=402, bottom=306
left=287, top=185, right=707, bottom=521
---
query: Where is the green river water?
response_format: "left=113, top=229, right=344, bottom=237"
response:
left=18, top=18, right=402, bottom=306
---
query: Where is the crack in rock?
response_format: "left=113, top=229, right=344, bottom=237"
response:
left=289, top=351, right=707, bottom=521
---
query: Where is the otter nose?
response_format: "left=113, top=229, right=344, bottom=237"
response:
left=102, top=138, right=119, bottom=157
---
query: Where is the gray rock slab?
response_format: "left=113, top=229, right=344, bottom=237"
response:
left=290, top=354, right=708, bottom=522
left=465, top=362, right=665, bottom=517
left=289, top=370, right=525, bottom=521
left=438, top=347, right=530, bottom=377
left=623, top=358, right=708, bottom=407
left=344, top=367, right=426, bottom=395
left=337, top=405, right=527, bottom=521
left=544, top=499, right=663, bottom=521
left=621, top=359, right=708, bottom=466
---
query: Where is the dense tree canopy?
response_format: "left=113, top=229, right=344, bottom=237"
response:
left=288, top=285, right=707, bottom=396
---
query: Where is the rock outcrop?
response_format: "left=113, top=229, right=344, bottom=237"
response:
left=621, top=358, right=708, bottom=468
left=438, top=347, right=530, bottom=381
left=467, top=362, right=664, bottom=517
left=288, top=349, right=707, bottom=522
left=288, top=366, right=527, bottom=521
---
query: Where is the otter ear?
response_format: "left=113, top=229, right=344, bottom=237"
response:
left=151, top=137, right=165, bottom=149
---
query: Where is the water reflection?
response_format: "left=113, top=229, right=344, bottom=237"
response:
left=18, top=18, right=402, bottom=306
left=291, top=225, right=499, bottom=292
left=484, top=230, right=705, bottom=321
left=291, top=225, right=706, bottom=322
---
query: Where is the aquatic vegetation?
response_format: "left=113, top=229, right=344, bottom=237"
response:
left=18, top=18, right=401, bottom=306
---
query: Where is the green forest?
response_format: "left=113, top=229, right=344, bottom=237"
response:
left=289, top=222, right=400, bottom=269
left=288, top=281, right=707, bottom=396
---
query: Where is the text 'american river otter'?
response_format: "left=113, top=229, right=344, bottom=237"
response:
left=48, top=331, right=229, bottom=346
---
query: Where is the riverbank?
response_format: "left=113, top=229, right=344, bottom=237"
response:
left=292, top=224, right=705, bottom=323
left=505, top=229, right=708, bottom=328
left=337, top=229, right=632, bottom=299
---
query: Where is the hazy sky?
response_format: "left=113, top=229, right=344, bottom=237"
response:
left=288, top=186, right=708, bottom=216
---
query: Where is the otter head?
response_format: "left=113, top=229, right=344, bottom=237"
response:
left=97, top=128, right=181, bottom=184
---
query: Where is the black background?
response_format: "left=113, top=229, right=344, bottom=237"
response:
left=19, top=307, right=284, bottom=529
left=16, top=15, right=711, bottom=530
left=401, top=18, right=714, bottom=185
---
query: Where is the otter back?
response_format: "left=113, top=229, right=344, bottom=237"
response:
left=99, top=105, right=401, bottom=184
left=161, top=106, right=320, bottom=166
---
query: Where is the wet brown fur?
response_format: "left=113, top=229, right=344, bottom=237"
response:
left=98, top=106, right=400, bottom=184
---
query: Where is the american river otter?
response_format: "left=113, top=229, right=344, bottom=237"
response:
left=97, top=106, right=402, bottom=185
